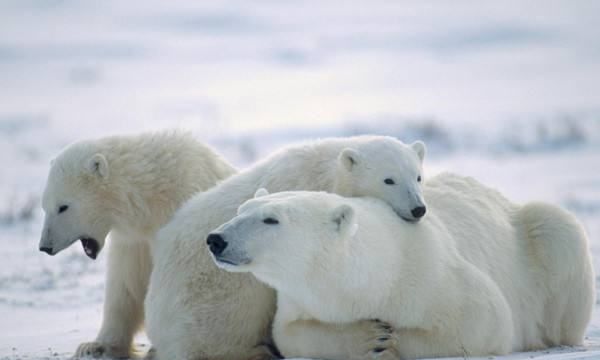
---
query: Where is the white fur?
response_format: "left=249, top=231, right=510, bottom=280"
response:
left=212, top=174, right=595, bottom=360
left=145, top=136, right=427, bottom=360
left=39, top=131, right=236, bottom=358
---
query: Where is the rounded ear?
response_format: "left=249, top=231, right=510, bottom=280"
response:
left=87, top=153, right=109, bottom=179
left=254, top=188, right=269, bottom=198
left=338, top=148, right=361, bottom=171
left=330, top=204, right=355, bottom=234
left=411, top=141, right=426, bottom=162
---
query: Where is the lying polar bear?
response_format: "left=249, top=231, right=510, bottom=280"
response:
left=145, top=136, right=427, bottom=360
left=209, top=176, right=595, bottom=360
left=38, top=131, right=237, bottom=358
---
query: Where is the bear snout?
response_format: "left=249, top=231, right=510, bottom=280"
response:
left=411, top=206, right=426, bottom=219
left=206, top=233, right=228, bottom=256
left=39, top=246, right=54, bottom=255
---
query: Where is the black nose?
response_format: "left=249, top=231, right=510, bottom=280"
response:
left=39, top=246, right=53, bottom=255
left=411, top=206, right=426, bottom=219
left=206, top=233, right=228, bottom=256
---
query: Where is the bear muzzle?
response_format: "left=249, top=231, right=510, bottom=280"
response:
left=39, top=246, right=54, bottom=255
left=207, top=233, right=228, bottom=256
left=411, top=206, right=426, bottom=219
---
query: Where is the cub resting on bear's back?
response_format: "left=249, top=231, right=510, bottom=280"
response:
left=145, top=136, right=427, bottom=360
left=38, top=131, right=237, bottom=358
left=209, top=176, right=595, bottom=360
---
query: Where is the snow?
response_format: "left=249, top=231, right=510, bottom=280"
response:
left=1, top=0, right=600, bottom=359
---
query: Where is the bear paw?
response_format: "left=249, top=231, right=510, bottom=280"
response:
left=356, top=319, right=399, bottom=360
left=74, top=341, right=128, bottom=359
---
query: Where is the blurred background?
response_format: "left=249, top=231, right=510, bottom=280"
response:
left=1, top=1, right=600, bottom=358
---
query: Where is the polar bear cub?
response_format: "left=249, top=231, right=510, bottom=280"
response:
left=209, top=178, right=594, bottom=360
left=39, top=131, right=236, bottom=358
left=145, top=136, right=427, bottom=360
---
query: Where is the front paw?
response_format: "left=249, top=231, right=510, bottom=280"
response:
left=360, top=320, right=399, bottom=360
left=74, top=341, right=128, bottom=359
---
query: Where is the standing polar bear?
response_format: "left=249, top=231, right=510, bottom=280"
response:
left=210, top=177, right=595, bottom=360
left=39, top=131, right=236, bottom=358
left=145, top=136, right=427, bottom=360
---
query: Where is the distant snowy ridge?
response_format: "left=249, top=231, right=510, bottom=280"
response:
left=215, top=113, right=600, bottom=163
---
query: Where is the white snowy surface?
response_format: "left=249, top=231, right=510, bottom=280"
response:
left=2, top=1, right=600, bottom=359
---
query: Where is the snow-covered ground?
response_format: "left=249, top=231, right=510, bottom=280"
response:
left=1, top=1, right=600, bottom=359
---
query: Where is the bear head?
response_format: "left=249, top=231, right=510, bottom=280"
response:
left=207, top=189, right=358, bottom=290
left=336, top=137, right=426, bottom=222
left=39, top=141, right=114, bottom=259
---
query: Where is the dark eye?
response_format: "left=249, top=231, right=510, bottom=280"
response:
left=58, top=205, right=69, bottom=214
left=384, top=178, right=395, bottom=185
left=417, top=175, right=422, bottom=182
left=263, top=217, right=279, bottom=225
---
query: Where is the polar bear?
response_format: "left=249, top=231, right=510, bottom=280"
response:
left=145, top=136, right=427, bottom=360
left=38, top=131, right=236, bottom=358
left=209, top=178, right=595, bottom=360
